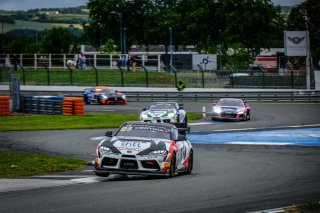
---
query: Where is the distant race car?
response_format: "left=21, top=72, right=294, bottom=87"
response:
left=140, top=102, right=187, bottom=128
left=83, top=86, right=127, bottom=105
left=212, top=98, right=250, bottom=121
left=94, top=122, right=193, bottom=178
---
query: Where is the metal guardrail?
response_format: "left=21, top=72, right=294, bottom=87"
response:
left=123, top=91, right=320, bottom=102
left=1, top=86, right=319, bottom=102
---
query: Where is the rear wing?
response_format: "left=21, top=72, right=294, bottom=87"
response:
left=178, top=127, right=190, bottom=135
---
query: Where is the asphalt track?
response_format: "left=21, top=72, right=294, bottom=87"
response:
left=0, top=102, right=320, bottom=213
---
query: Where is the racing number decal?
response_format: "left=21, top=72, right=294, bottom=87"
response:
left=120, top=126, right=133, bottom=132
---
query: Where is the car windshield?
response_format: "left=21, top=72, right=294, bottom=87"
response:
left=115, top=124, right=172, bottom=140
left=148, top=103, right=176, bottom=110
left=218, top=100, right=243, bottom=107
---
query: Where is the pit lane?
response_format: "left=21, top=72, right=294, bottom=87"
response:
left=0, top=102, right=320, bottom=213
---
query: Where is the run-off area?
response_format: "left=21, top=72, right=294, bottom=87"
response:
left=187, top=128, right=320, bottom=146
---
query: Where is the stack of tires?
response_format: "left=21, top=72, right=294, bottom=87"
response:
left=63, top=97, right=84, bottom=116
left=22, top=96, right=63, bottom=114
left=0, top=96, right=10, bottom=116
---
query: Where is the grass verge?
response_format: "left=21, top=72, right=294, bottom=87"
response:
left=0, top=151, right=87, bottom=178
left=0, top=113, right=203, bottom=131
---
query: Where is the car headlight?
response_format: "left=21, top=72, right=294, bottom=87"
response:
left=213, top=107, right=222, bottom=114
left=168, top=112, right=175, bottom=118
left=149, top=150, right=167, bottom=155
left=236, top=108, right=245, bottom=113
left=122, top=95, right=126, bottom=99
left=140, top=113, right=149, bottom=120
left=99, top=146, right=113, bottom=154
left=101, top=95, right=108, bottom=99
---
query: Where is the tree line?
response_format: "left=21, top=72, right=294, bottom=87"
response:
left=1, top=0, right=319, bottom=69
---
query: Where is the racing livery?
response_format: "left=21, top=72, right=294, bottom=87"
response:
left=94, top=122, right=193, bottom=178
left=212, top=98, right=250, bottom=121
left=83, top=86, right=127, bottom=105
left=140, top=102, right=187, bottom=127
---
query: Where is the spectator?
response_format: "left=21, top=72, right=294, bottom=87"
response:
left=126, top=55, right=132, bottom=71
left=176, top=80, right=186, bottom=91
left=78, top=53, right=86, bottom=69
left=131, top=55, right=137, bottom=72
left=12, top=53, right=19, bottom=71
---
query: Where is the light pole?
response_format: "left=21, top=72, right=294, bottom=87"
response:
left=300, top=9, right=311, bottom=90
left=110, top=11, right=123, bottom=54
left=123, top=27, right=126, bottom=67
left=218, top=29, right=222, bottom=70
left=169, top=27, right=173, bottom=73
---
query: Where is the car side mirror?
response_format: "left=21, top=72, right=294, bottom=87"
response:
left=105, top=131, right=113, bottom=137
left=177, top=134, right=187, bottom=141
left=142, top=108, right=147, bottom=111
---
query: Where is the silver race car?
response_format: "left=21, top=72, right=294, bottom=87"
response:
left=140, top=102, right=187, bottom=128
left=94, top=122, right=193, bottom=178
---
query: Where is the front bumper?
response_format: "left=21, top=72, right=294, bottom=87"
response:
left=94, top=154, right=170, bottom=177
left=212, top=112, right=245, bottom=120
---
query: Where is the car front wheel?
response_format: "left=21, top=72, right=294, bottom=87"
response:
left=168, top=153, right=176, bottom=178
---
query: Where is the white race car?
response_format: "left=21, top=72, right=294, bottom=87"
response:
left=94, top=122, right=193, bottom=178
left=140, top=102, right=187, bottom=128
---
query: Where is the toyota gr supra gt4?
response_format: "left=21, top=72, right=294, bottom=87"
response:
left=212, top=98, right=250, bottom=121
left=140, top=102, right=187, bottom=127
left=94, top=122, right=193, bottom=178
left=83, top=86, right=127, bottom=105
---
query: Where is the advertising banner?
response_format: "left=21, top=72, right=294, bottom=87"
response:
left=284, top=31, right=307, bottom=56
left=315, top=70, right=320, bottom=91
left=192, top=54, right=217, bottom=70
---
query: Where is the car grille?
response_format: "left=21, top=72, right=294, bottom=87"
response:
left=122, top=155, right=136, bottom=158
left=120, top=160, right=138, bottom=169
left=141, top=160, right=160, bottom=170
left=102, top=157, right=118, bottom=166
left=221, top=113, right=237, bottom=118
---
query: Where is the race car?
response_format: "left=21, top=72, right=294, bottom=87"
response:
left=94, top=122, right=193, bottom=178
left=83, top=86, right=127, bottom=105
left=140, top=102, right=187, bottom=128
left=212, top=98, right=250, bottom=121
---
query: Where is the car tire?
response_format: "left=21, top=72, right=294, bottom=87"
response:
left=94, top=172, right=110, bottom=177
left=246, top=112, right=250, bottom=121
left=168, top=153, right=176, bottom=178
left=186, top=150, right=193, bottom=175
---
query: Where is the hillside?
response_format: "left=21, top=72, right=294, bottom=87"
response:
left=0, top=6, right=88, bottom=33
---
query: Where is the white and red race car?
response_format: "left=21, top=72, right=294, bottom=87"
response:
left=94, top=122, right=193, bottom=178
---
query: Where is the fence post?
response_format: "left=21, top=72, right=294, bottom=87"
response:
left=144, top=66, right=149, bottom=87
left=157, top=55, right=161, bottom=72
left=202, top=70, right=205, bottom=88
left=68, top=66, right=73, bottom=86
left=262, top=71, right=265, bottom=89
left=34, top=54, right=37, bottom=70
left=291, top=69, right=294, bottom=89
left=49, top=54, right=52, bottom=69
left=45, top=65, right=50, bottom=86
left=110, top=54, right=113, bottom=69
left=94, top=66, right=99, bottom=86
left=121, top=66, right=124, bottom=86
left=94, top=54, right=97, bottom=68
left=63, top=54, right=66, bottom=69
left=230, top=73, right=234, bottom=88
left=19, top=65, right=26, bottom=85
left=174, top=70, right=177, bottom=87
left=0, top=67, right=2, bottom=83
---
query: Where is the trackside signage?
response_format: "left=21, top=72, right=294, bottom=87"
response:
left=284, top=31, right=307, bottom=56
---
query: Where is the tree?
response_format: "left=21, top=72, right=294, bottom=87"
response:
left=286, top=0, right=320, bottom=69
left=103, top=39, right=116, bottom=54
left=40, top=27, right=78, bottom=53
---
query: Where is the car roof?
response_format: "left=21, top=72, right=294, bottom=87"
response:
left=218, top=98, right=244, bottom=102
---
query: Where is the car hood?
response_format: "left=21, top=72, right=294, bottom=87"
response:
left=142, top=109, right=176, bottom=118
left=101, top=136, right=171, bottom=155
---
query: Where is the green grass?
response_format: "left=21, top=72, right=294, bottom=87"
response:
left=0, top=151, right=87, bottom=178
left=0, top=113, right=202, bottom=131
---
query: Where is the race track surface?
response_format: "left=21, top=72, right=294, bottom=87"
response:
left=0, top=102, right=320, bottom=213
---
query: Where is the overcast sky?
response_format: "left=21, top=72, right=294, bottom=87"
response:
left=0, top=0, right=304, bottom=11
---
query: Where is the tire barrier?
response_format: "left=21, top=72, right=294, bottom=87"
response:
left=22, top=96, right=63, bottom=114
left=0, top=96, right=10, bottom=116
left=63, top=97, right=84, bottom=116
